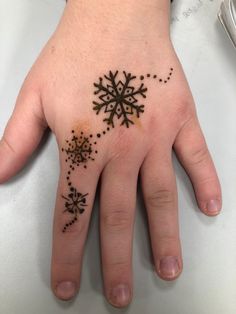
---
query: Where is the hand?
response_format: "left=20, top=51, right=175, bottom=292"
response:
left=0, top=0, right=222, bottom=308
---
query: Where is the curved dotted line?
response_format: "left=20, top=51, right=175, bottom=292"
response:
left=62, top=215, right=78, bottom=233
left=139, top=67, right=173, bottom=84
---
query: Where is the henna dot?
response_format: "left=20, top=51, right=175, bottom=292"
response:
left=94, top=142, right=97, bottom=145
left=103, top=131, right=106, bottom=135
left=90, top=134, right=93, bottom=138
left=70, top=187, right=74, bottom=191
left=61, top=148, right=64, bottom=152
left=169, top=72, right=172, bottom=76
left=95, top=150, right=98, bottom=154
left=153, top=75, right=157, bottom=79
left=147, top=74, right=150, bottom=78
left=97, top=133, right=101, bottom=138
left=159, top=79, right=163, bottom=82
left=140, top=75, right=144, bottom=80
left=81, top=132, right=83, bottom=135
left=75, top=217, right=77, bottom=221
left=170, top=67, right=173, bottom=71
left=72, top=130, right=75, bottom=133
left=65, top=159, right=68, bottom=162
left=164, top=80, right=167, bottom=83
left=84, top=165, right=87, bottom=169
left=167, top=77, right=170, bottom=80
left=68, top=182, right=72, bottom=186
left=68, top=171, right=71, bottom=175
left=107, top=127, right=110, bottom=131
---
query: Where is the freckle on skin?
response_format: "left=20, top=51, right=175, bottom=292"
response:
left=50, top=46, right=56, bottom=54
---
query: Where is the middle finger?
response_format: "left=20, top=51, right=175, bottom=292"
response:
left=100, top=151, right=140, bottom=308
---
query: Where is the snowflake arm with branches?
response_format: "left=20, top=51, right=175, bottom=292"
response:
left=93, top=70, right=147, bottom=128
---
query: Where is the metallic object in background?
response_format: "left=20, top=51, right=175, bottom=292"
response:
left=218, top=0, right=236, bottom=49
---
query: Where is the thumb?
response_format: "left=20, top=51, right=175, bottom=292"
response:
left=0, top=86, right=47, bottom=183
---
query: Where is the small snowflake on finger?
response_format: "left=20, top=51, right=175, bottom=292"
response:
left=61, top=187, right=88, bottom=232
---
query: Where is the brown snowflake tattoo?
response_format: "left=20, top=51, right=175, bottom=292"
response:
left=93, top=71, right=147, bottom=128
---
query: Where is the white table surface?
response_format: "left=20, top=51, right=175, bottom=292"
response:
left=0, top=1, right=236, bottom=313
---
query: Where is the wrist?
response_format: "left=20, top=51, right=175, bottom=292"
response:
left=62, top=0, right=170, bottom=40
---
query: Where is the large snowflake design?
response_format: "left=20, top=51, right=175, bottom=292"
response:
left=62, top=187, right=88, bottom=232
left=93, top=71, right=147, bottom=128
left=62, top=132, right=94, bottom=168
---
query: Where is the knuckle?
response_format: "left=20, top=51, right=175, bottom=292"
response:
left=106, top=259, right=130, bottom=271
left=158, top=233, right=179, bottom=243
left=188, top=145, right=209, bottom=166
left=146, top=189, right=175, bottom=209
left=173, top=98, right=196, bottom=125
left=110, top=129, right=134, bottom=159
left=1, top=137, right=16, bottom=154
left=102, top=210, right=132, bottom=231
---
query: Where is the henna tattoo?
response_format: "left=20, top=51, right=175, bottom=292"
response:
left=93, top=71, right=147, bottom=128
left=61, top=67, right=174, bottom=233
left=62, top=187, right=88, bottom=232
left=139, top=67, right=174, bottom=83
left=62, top=130, right=96, bottom=169
left=93, top=68, right=173, bottom=128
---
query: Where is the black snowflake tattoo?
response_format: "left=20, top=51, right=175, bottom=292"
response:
left=93, top=71, right=147, bottom=128
left=62, top=130, right=96, bottom=170
left=61, top=67, right=174, bottom=233
left=62, top=187, right=88, bottom=232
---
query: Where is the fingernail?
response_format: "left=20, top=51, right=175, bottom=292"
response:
left=206, top=199, right=221, bottom=214
left=159, top=256, right=179, bottom=278
left=56, top=281, right=76, bottom=300
left=109, top=284, right=131, bottom=307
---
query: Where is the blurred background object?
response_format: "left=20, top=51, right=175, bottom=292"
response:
left=218, top=0, right=236, bottom=49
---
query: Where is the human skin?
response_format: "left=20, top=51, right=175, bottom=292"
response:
left=0, top=0, right=222, bottom=308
